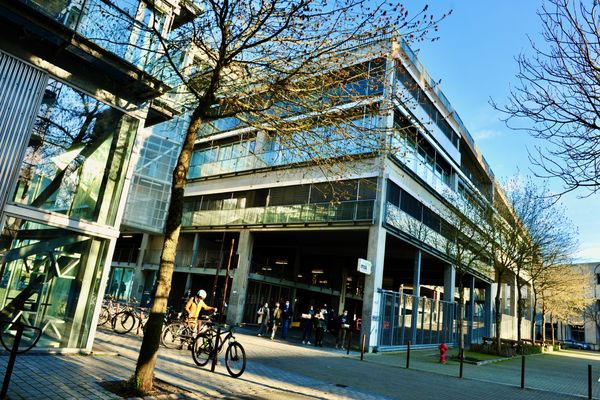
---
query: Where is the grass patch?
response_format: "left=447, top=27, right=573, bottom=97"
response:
left=448, top=350, right=504, bottom=362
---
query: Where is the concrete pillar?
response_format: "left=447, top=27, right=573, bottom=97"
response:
left=226, top=230, right=253, bottom=325
left=468, top=276, right=475, bottom=345
left=190, top=233, right=201, bottom=268
left=484, top=283, right=493, bottom=337
left=338, top=267, right=348, bottom=314
left=132, top=233, right=149, bottom=300
left=443, top=264, right=456, bottom=342
left=410, top=249, right=422, bottom=344
left=360, top=225, right=386, bottom=351
left=443, top=264, right=455, bottom=302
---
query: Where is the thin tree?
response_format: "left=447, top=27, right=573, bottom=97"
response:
left=496, top=0, right=600, bottom=195
left=504, top=176, right=578, bottom=344
left=132, top=0, right=447, bottom=391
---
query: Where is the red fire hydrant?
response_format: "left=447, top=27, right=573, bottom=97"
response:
left=438, top=342, right=448, bottom=364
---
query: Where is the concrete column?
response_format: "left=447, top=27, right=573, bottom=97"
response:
left=443, top=264, right=456, bottom=342
left=468, top=276, right=475, bottom=345
left=360, top=225, right=386, bottom=351
left=190, top=233, right=201, bottom=268
left=132, top=233, right=149, bottom=300
left=484, top=283, right=493, bottom=337
left=410, top=249, right=422, bottom=344
left=338, top=267, right=348, bottom=314
left=443, top=264, right=455, bottom=302
left=226, top=230, right=253, bottom=325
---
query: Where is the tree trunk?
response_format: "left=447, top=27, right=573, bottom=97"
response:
left=458, top=279, right=465, bottom=350
left=530, top=295, right=537, bottom=343
left=133, top=108, right=205, bottom=392
left=494, top=272, right=503, bottom=355
left=550, top=313, right=555, bottom=344
left=541, top=306, right=546, bottom=342
left=516, top=283, right=523, bottom=345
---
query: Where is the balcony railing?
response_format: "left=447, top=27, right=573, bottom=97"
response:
left=188, top=144, right=375, bottom=180
left=182, top=200, right=374, bottom=227
left=22, top=0, right=167, bottom=80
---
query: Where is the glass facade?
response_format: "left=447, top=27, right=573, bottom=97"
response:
left=188, top=114, right=383, bottom=179
left=21, top=0, right=169, bottom=78
left=0, top=217, right=109, bottom=349
left=182, top=179, right=376, bottom=227
left=12, top=78, right=138, bottom=226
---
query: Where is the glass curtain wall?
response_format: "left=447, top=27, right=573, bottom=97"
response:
left=0, top=217, right=109, bottom=349
left=12, top=78, right=138, bottom=225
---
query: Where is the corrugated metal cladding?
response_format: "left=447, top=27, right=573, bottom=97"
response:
left=0, top=51, right=48, bottom=221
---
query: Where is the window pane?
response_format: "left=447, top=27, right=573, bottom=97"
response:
left=12, top=79, right=138, bottom=225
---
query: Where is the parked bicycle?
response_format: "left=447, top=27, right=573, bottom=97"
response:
left=97, top=295, right=121, bottom=327
left=191, top=316, right=246, bottom=378
left=113, top=298, right=148, bottom=335
left=162, top=312, right=210, bottom=350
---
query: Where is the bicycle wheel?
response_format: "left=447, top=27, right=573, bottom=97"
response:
left=98, top=307, right=110, bottom=326
left=114, top=311, right=136, bottom=334
left=0, top=322, right=42, bottom=354
left=161, top=322, right=184, bottom=349
left=191, top=334, right=213, bottom=367
left=225, top=341, right=246, bottom=378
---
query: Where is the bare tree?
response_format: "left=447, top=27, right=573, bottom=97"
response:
left=503, top=176, right=578, bottom=343
left=131, top=0, right=448, bottom=391
left=440, top=194, right=493, bottom=351
left=496, top=0, right=600, bottom=195
left=539, top=264, right=591, bottom=343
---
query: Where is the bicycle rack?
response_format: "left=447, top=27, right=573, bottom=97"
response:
left=0, top=319, right=42, bottom=399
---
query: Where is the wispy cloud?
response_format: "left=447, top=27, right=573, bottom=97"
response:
left=473, top=129, right=502, bottom=140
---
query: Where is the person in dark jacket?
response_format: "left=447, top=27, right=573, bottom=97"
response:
left=281, top=300, right=293, bottom=339
left=301, top=305, right=315, bottom=344
left=314, top=307, right=327, bottom=347
left=336, top=310, right=352, bottom=349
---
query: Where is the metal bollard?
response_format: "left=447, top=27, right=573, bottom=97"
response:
left=1, top=323, right=24, bottom=399
left=588, top=364, right=592, bottom=400
left=406, top=341, right=411, bottom=369
left=459, top=347, right=464, bottom=379
left=346, top=330, right=353, bottom=355
left=210, top=327, right=220, bottom=373
left=360, top=334, right=366, bottom=361
left=520, top=354, right=525, bottom=389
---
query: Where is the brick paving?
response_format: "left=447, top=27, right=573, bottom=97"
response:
left=0, top=326, right=594, bottom=399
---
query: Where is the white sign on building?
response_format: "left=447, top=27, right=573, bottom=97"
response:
left=357, top=258, right=372, bottom=275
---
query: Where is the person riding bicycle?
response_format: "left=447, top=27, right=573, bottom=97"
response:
left=185, top=290, right=216, bottom=333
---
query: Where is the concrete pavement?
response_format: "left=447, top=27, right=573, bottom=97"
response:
left=0, top=326, right=595, bottom=399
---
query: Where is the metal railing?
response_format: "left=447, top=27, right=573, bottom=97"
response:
left=182, top=200, right=374, bottom=228
left=378, top=290, right=458, bottom=350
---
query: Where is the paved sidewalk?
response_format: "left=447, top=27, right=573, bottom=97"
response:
left=0, top=327, right=591, bottom=399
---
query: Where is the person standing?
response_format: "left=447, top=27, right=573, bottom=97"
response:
left=185, top=289, right=216, bottom=333
left=257, top=302, right=270, bottom=336
left=301, top=305, right=315, bottom=344
left=314, top=307, right=327, bottom=347
left=336, top=310, right=352, bottom=349
left=270, top=302, right=282, bottom=340
left=281, top=300, right=293, bottom=339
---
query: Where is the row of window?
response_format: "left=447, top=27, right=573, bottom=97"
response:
left=386, top=180, right=455, bottom=241
left=196, top=59, right=386, bottom=138
left=395, top=65, right=460, bottom=148
left=184, top=178, right=377, bottom=212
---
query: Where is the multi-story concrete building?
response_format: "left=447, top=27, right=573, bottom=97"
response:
left=115, top=37, right=532, bottom=350
left=0, top=0, right=197, bottom=351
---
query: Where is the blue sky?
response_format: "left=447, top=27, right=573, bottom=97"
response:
left=403, top=0, right=600, bottom=261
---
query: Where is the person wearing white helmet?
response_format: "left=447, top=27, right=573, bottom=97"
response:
left=185, top=289, right=216, bottom=332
